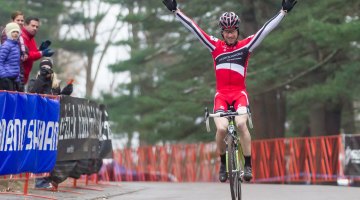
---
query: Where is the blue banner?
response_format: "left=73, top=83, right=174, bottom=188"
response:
left=0, top=92, right=60, bottom=175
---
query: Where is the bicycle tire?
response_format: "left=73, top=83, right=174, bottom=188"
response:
left=227, top=135, right=242, bottom=200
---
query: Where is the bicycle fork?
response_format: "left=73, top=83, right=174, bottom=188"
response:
left=225, top=136, right=240, bottom=174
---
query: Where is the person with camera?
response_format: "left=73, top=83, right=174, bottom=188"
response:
left=28, top=58, right=73, bottom=95
left=28, top=58, right=74, bottom=189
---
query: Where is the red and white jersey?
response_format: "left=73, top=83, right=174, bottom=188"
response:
left=175, top=10, right=286, bottom=93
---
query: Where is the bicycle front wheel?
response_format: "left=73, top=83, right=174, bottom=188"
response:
left=227, top=136, right=241, bottom=200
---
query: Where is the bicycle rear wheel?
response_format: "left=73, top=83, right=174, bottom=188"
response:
left=227, top=136, right=241, bottom=200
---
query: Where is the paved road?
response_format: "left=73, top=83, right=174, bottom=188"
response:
left=111, top=182, right=359, bottom=200
left=0, top=182, right=359, bottom=200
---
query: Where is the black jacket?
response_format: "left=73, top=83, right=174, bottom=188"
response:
left=28, top=76, right=61, bottom=95
left=28, top=74, right=73, bottom=95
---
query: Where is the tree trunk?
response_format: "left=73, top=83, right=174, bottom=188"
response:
left=341, top=98, right=356, bottom=134
left=309, top=50, right=348, bottom=137
left=324, top=102, right=342, bottom=135
left=251, top=90, right=286, bottom=139
left=239, top=0, right=258, bottom=37
left=251, top=94, right=267, bottom=138
left=85, top=54, right=94, bottom=97
left=309, top=103, right=326, bottom=136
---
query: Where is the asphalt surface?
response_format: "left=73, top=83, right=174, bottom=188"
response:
left=0, top=181, right=359, bottom=200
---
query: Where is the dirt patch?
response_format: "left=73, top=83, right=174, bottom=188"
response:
left=0, top=177, right=29, bottom=193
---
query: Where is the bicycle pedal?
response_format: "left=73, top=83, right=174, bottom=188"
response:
left=239, top=171, right=244, bottom=182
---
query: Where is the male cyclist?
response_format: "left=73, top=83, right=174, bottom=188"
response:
left=162, top=0, right=297, bottom=182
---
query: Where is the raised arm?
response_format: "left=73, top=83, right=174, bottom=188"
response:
left=162, top=0, right=217, bottom=52
left=246, top=0, right=297, bottom=52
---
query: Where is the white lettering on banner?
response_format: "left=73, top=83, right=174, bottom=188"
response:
left=33, top=120, right=39, bottom=150
left=66, top=145, right=74, bottom=153
left=0, top=119, right=59, bottom=152
left=25, top=120, right=33, bottom=150
left=0, top=120, right=4, bottom=151
left=78, top=103, right=89, bottom=139
left=59, top=103, right=77, bottom=140
left=101, top=121, right=111, bottom=141
left=345, top=146, right=360, bottom=164
left=38, top=120, right=46, bottom=150
left=12, top=119, right=25, bottom=151
left=2, top=119, right=27, bottom=151
left=70, top=103, right=106, bottom=140
left=59, top=117, right=76, bottom=140
left=59, top=102, right=103, bottom=140
left=44, top=122, right=58, bottom=150
left=0, top=119, right=6, bottom=151
left=5, top=120, right=15, bottom=151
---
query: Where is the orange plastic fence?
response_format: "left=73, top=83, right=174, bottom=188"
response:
left=106, top=135, right=345, bottom=183
left=108, top=143, right=219, bottom=182
left=252, top=135, right=342, bottom=183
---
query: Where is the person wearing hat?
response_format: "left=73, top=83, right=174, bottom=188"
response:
left=28, top=57, right=73, bottom=189
left=28, top=58, right=73, bottom=95
left=0, top=22, right=21, bottom=91
left=1, top=11, right=27, bottom=61
left=0, top=11, right=29, bottom=92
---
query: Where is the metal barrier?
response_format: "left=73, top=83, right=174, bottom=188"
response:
left=0, top=173, right=57, bottom=199
left=0, top=173, right=107, bottom=199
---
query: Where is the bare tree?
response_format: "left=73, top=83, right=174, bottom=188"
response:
left=58, top=0, right=124, bottom=97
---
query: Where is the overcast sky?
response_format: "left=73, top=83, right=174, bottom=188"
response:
left=60, top=2, right=130, bottom=98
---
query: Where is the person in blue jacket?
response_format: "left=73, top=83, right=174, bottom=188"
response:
left=0, top=22, right=21, bottom=91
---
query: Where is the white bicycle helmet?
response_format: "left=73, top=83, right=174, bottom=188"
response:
left=219, top=12, right=240, bottom=30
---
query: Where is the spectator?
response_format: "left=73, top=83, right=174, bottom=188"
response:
left=29, top=58, right=73, bottom=189
left=28, top=58, right=73, bottom=95
left=1, top=11, right=29, bottom=91
left=21, top=16, right=54, bottom=84
left=1, top=11, right=27, bottom=59
left=0, top=22, right=21, bottom=91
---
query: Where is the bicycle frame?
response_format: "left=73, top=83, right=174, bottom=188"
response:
left=225, top=115, right=243, bottom=178
left=204, top=106, right=244, bottom=200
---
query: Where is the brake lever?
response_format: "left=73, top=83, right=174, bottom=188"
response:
left=204, top=107, right=210, bottom=132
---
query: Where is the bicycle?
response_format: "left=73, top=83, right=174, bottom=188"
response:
left=204, top=105, right=253, bottom=200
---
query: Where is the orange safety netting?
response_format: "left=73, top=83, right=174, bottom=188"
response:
left=104, top=135, right=344, bottom=183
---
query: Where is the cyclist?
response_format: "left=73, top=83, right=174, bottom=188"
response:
left=162, top=0, right=297, bottom=182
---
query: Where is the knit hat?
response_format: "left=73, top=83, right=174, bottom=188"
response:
left=39, top=58, right=53, bottom=69
left=5, top=22, right=20, bottom=39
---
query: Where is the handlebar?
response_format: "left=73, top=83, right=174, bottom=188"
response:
left=204, top=107, right=253, bottom=132
left=204, top=107, right=241, bottom=132
left=209, top=111, right=240, bottom=118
